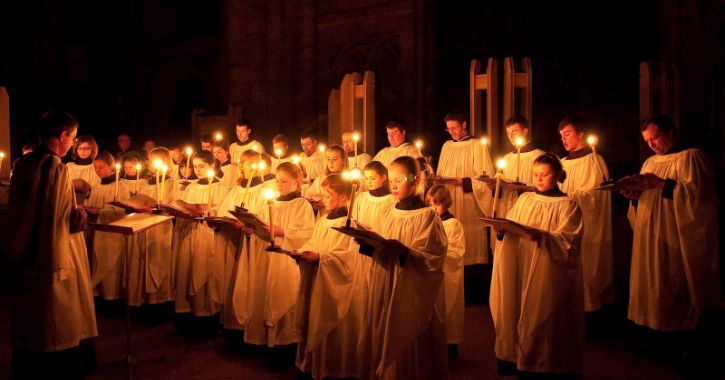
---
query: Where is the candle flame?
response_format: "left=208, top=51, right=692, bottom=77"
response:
left=275, top=148, right=282, bottom=156
left=251, top=145, right=258, bottom=152
left=515, top=136, right=525, bottom=147
left=251, top=162, right=257, bottom=170
left=414, top=139, right=423, bottom=149
left=496, top=158, right=508, bottom=170
left=587, top=135, right=598, bottom=146
left=258, top=161, right=267, bottom=171
left=115, top=163, right=121, bottom=170
left=351, top=168, right=362, bottom=180
left=135, top=163, right=142, bottom=171
left=481, top=137, right=488, bottom=146
left=185, top=146, right=193, bottom=155
left=206, top=169, right=215, bottom=179
left=214, top=132, right=223, bottom=141
left=161, top=164, right=168, bottom=173
left=152, top=160, right=162, bottom=169
left=352, top=132, right=360, bottom=142
left=262, top=187, right=277, bottom=200
left=292, top=155, right=300, bottom=164
left=0, top=151, right=5, bottom=158
left=318, top=144, right=326, bottom=153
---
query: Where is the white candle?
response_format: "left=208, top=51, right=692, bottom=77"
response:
left=343, top=168, right=362, bottom=227
left=480, top=137, right=489, bottom=176
left=257, top=161, right=267, bottom=182
left=135, top=163, right=142, bottom=194
left=185, top=147, right=193, bottom=180
left=160, top=165, right=168, bottom=204
left=153, top=160, right=162, bottom=203
left=514, top=136, right=524, bottom=183
left=114, top=163, right=121, bottom=201
left=415, top=139, right=423, bottom=156
left=492, top=158, right=507, bottom=217
left=0, top=151, right=5, bottom=177
left=262, top=187, right=277, bottom=245
left=207, top=169, right=215, bottom=213
left=587, top=135, right=607, bottom=182
left=352, top=132, right=360, bottom=168
left=275, top=148, right=282, bottom=161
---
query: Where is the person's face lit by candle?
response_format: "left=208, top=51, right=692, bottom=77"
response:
left=76, top=142, right=93, bottom=160
left=388, top=164, right=418, bottom=201
left=93, top=159, right=113, bottom=178
left=275, top=169, right=299, bottom=196
left=212, top=146, right=229, bottom=162
left=124, top=161, right=138, bottom=177
left=200, top=141, right=213, bottom=152
left=386, top=126, right=406, bottom=148
left=559, top=124, right=585, bottom=152
left=364, top=169, right=387, bottom=191
left=532, top=162, right=557, bottom=193
left=445, top=120, right=468, bottom=141
left=273, top=142, right=288, bottom=158
left=505, top=123, right=529, bottom=147
left=300, top=137, right=317, bottom=156
left=59, top=127, right=78, bottom=156
left=193, top=158, right=214, bottom=179
left=117, top=134, right=131, bottom=152
left=641, top=123, right=675, bottom=156
left=322, top=185, right=347, bottom=211
left=341, top=132, right=356, bottom=154
left=170, top=148, right=183, bottom=163
left=325, top=149, right=345, bottom=173
left=235, top=124, right=251, bottom=143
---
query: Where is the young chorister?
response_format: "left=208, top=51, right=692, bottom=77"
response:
left=172, top=150, right=228, bottom=322
left=426, top=185, right=466, bottom=354
left=212, top=139, right=240, bottom=191
left=303, top=145, right=348, bottom=217
left=490, top=152, right=584, bottom=378
left=242, top=162, right=314, bottom=357
left=291, top=174, right=366, bottom=379
left=67, top=134, right=101, bottom=189
left=120, top=154, right=145, bottom=196
left=138, top=147, right=176, bottom=203
left=270, top=134, right=293, bottom=172
left=364, top=156, right=448, bottom=379
left=351, top=161, right=395, bottom=233
left=86, top=151, right=130, bottom=300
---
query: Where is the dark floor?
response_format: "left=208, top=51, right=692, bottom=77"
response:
left=4, top=288, right=723, bottom=380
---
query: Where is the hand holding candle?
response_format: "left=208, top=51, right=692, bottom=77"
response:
left=587, top=134, right=607, bottom=183
left=491, top=158, right=507, bottom=218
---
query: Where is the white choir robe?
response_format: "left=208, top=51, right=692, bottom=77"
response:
left=121, top=178, right=145, bottom=197
left=220, top=162, right=241, bottom=191
left=561, top=151, right=615, bottom=311
left=295, top=215, right=367, bottom=379
left=87, top=180, right=131, bottom=300
left=436, top=138, right=494, bottom=265
left=126, top=177, right=176, bottom=306
left=371, top=142, right=421, bottom=168
left=490, top=192, right=584, bottom=375
left=628, top=147, right=720, bottom=331
left=170, top=163, right=181, bottom=181
left=303, top=174, right=328, bottom=217
left=67, top=161, right=101, bottom=188
left=223, top=182, right=275, bottom=330
left=230, top=139, right=265, bottom=164
left=300, top=151, right=327, bottom=180
left=367, top=205, right=448, bottom=380
left=7, top=152, right=98, bottom=351
left=347, top=152, right=372, bottom=169
left=244, top=196, right=314, bottom=346
left=215, top=184, right=248, bottom=328
left=442, top=216, right=465, bottom=344
left=351, top=190, right=396, bottom=234
left=172, top=180, right=228, bottom=316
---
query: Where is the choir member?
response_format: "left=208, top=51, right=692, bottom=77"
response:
left=342, top=130, right=371, bottom=169
left=303, top=145, right=348, bottom=216
left=292, top=174, right=366, bottom=379
left=622, top=115, right=720, bottom=335
left=6, top=110, right=97, bottom=377
left=230, top=119, right=265, bottom=163
left=116, top=132, right=133, bottom=160
left=173, top=150, right=228, bottom=321
left=558, top=117, right=615, bottom=312
left=142, top=139, right=156, bottom=159
left=434, top=110, right=494, bottom=265
left=259, top=153, right=276, bottom=184
left=67, top=134, right=101, bottom=189
left=138, top=147, right=176, bottom=202
left=371, top=120, right=420, bottom=168
left=213, top=138, right=240, bottom=190
left=490, top=152, right=584, bottom=378
left=86, top=151, right=129, bottom=300
left=271, top=134, right=293, bottom=171
left=299, top=131, right=327, bottom=181
left=365, top=156, right=448, bottom=379
left=426, top=185, right=465, bottom=354
left=243, top=162, right=314, bottom=354
left=351, top=160, right=395, bottom=233
left=169, top=145, right=183, bottom=180
left=200, top=134, right=214, bottom=152
left=120, top=154, right=145, bottom=195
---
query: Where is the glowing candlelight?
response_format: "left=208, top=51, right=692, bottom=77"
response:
left=480, top=137, right=488, bottom=146
left=160, top=164, right=168, bottom=204
left=114, top=163, right=121, bottom=201
left=292, top=155, right=300, bottom=165
left=514, top=136, right=524, bottom=183
left=318, top=144, right=326, bottom=153
left=492, top=158, right=507, bottom=218
left=135, top=163, right=142, bottom=194
left=0, top=151, right=5, bottom=176
left=342, top=168, right=362, bottom=227
left=185, top=147, right=193, bottom=181
left=207, top=169, right=215, bottom=213
left=251, top=144, right=258, bottom=152
left=262, top=187, right=278, bottom=246
left=352, top=132, right=360, bottom=167
left=257, top=161, right=267, bottom=182
left=214, top=132, right=223, bottom=141
left=587, top=134, right=607, bottom=182
left=153, top=160, right=162, bottom=203
left=414, top=139, right=423, bottom=155
left=275, top=148, right=282, bottom=161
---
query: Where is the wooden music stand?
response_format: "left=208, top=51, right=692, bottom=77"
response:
left=503, top=57, right=532, bottom=134
left=90, top=212, right=174, bottom=380
left=469, top=58, right=500, bottom=153
left=328, top=71, right=375, bottom=153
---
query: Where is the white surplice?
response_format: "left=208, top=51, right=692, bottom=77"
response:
left=348, top=153, right=372, bottom=169
left=351, top=191, right=396, bottom=234
left=441, top=217, right=465, bottom=344
left=300, top=151, right=327, bottom=181
left=371, top=142, right=421, bottom=168
left=230, top=139, right=265, bottom=164
left=67, top=161, right=101, bottom=188
left=220, top=162, right=241, bottom=191
left=490, top=192, right=584, bottom=375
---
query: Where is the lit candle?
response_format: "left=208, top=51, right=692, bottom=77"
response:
left=587, top=135, right=607, bottom=183
left=184, top=146, right=193, bottom=181
left=480, top=137, right=489, bottom=176
left=257, top=161, right=267, bottom=182
left=491, top=158, right=507, bottom=218
left=135, top=163, right=142, bottom=194
left=153, top=160, right=162, bottom=203
left=0, top=151, right=5, bottom=176
left=241, top=162, right=258, bottom=208
left=114, top=163, right=121, bottom=201
left=514, top=136, right=524, bottom=183
left=352, top=132, right=360, bottom=168
left=252, top=144, right=258, bottom=152
left=318, top=144, right=326, bottom=153
left=415, top=139, right=423, bottom=156
left=291, top=155, right=300, bottom=165
left=343, top=168, right=362, bottom=228
left=207, top=169, right=215, bottom=213
left=214, top=132, right=223, bottom=141
left=160, top=164, right=168, bottom=204
left=262, top=187, right=277, bottom=247
left=275, top=148, right=282, bottom=161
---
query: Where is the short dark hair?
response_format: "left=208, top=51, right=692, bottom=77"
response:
left=640, top=114, right=677, bottom=135
left=426, top=184, right=453, bottom=209
left=533, top=152, right=567, bottom=183
left=235, top=119, right=251, bottom=129
left=272, top=134, right=288, bottom=145
left=193, top=150, right=215, bottom=165
left=444, top=110, right=467, bottom=125
left=385, top=120, right=406, bottom=132
left=200, top=134, right=213, bottom=144
left=213, top=139, right=230, bottom=151
left=558, top=116, right=585, bottom=133
left=321, top=174, right=352, bottom=198
left=299, top=129, right=317, bottom=141
left=505, top=115, right=529, bottom=130
left=37, top=110, right=78, bottom=142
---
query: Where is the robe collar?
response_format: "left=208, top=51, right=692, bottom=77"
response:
left=237, top=138, right=250, bottom=145
left=277, top=191, right=301, bottom=202
left=75, top=158, right=93, bottom=166
left=264, top=173, right=275, bottom=181
left=440, top=210, right=455, bottom=221
left=370, top=187, right=391, bottom=197
left=197, top=178, right=220, bottom=185
left=390, top=141, right=411, bottom=149
left=220, top=159, right=232, bottom=167
left=396, top=195, right=427, bottom=210
left=511, top=143, right=537, bottom=154
left=564, top=147, right=592, bottom=160
left=453, top=135, right=472, bottom=142
left=536, top=187, right=566, bottom=197
left=327, top=206, right=348, bottom=219
left=100, top=174, right=117, bottom=185
left=242, top=177, right=265, bottom=187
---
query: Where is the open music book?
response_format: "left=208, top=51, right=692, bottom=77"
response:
left=229, top=209, right=272, bottom=241
left=475, top=176, right=536, bottom=192
left=331, top=226, right=387, bottom=248
left=594, top=176, right=641, bottom=191
left=160, top=200, right=208, bottom=219
left=91, top=212, right=174, bottom=235
left=479, top=217, right=548, bottom=241
left=107, top=194, right=157, bottom=213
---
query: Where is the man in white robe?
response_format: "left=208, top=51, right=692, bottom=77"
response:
left=342, top=131, right=372, bottom=169
left=229, top=119, right=265, bottom=163
left=621, top=115, right=720, bottom=333
left=4, top=111, right=98, bottom=377
left=299, top=131, right=327, bottom=181
left=434, top=110, right=494, bottom=265
left=371, top=120, right=420, bottom=168
left=558, top=117, right=615, bottom=312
